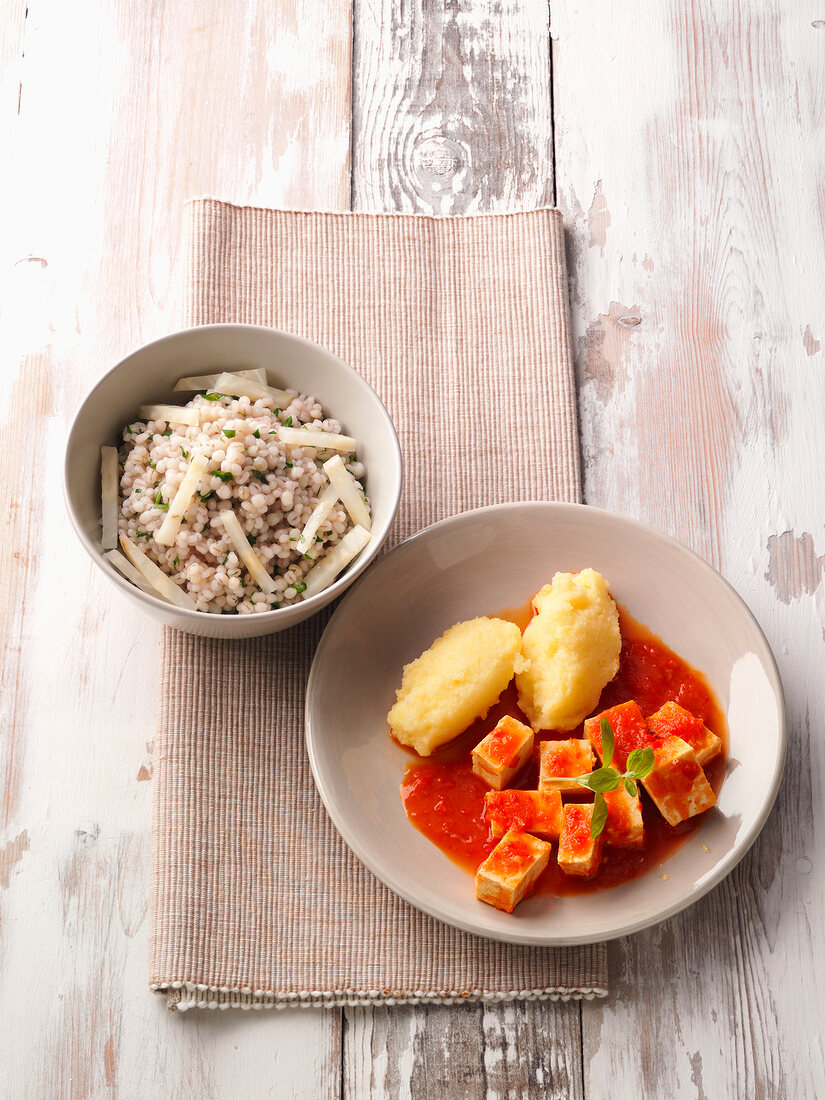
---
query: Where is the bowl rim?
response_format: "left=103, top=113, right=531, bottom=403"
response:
left=64, top=323, right=403, bottom=623
left=305, top=500, right=787, bottom=945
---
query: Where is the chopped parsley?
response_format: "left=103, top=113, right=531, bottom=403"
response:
left=181, top=448, right=189, bottom=459
left=253, top=429, right=260, bottom=438
left=247, top=535, right=258, bottom=546
left=154, top=488, right=168, bottom=510
left=148, top=460, right=156, bottom=469
left=223, top=429, right=236, bottom=438
left=283, top=415, right=293, bottom=427
left=198, top=490, right=214, bottom=502
left=214, top=470, right=234, bottom=482
left=135, top=488, right=141, bottom=494
left=252, top=470, right=267, bottom=482
left=294, top=582, right=307, bottom=594
left=161, top=428, right=172, bottom=436
left=285, top=461, right=293, bottom=469
left=136, top=530, right=150, bottom=540
left=203, top=392, right=222, bottom=401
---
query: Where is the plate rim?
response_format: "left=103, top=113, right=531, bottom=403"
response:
left=304, top=500, right=787, bottom=945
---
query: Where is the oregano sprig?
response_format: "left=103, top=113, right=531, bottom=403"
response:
left=574, top=718, right=656, bottom=838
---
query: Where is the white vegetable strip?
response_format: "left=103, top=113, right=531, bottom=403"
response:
left=218, top=509, right=277, bottom=593
left=278, top=426, right=357, bottom=453
left=137, top=404, right=201, bottom=426
left=154, top=453, right=209, bottom=547
left=302, top=525, right=372, bottom=599
left=119, top=535, right=197, bottom=610
left=173, top=368, right=267, bottom=392
left=100, top=445, right=119, bottom=549
left=296, top=483, right=339, bottom=554
left=213, top=371, right=294, bottom=408
left=322, top=455, right=371, bottom=530
left=105, top=548, right=161, bottom=597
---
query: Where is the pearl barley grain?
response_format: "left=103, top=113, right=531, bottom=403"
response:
left=115, top=389, right=370, bottom=614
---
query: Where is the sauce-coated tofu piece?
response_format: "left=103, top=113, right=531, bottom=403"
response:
left=642, top=736, right=717, bottom=826
left=474, top=828, right=551, bottom=913
left=557, top=803, right=603, bottom=878
left=585, top=700, right=651, bottom=771
left=538, top=738, right=596, bottom=792
left=472, top=715, right=534, bottom=790
left=484, top=788, right=563, bottom=841
left=645, top=701, right=722, bottom=766
left=603, top=784, right=644, bottom=848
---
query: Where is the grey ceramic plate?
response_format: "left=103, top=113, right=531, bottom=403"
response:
left=305, top=503, right=785, bottom=945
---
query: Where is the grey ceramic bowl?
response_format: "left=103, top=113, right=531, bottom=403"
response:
left=306, top=503, right=786, bottom=944
left=65, top=324, right=402, bottom=638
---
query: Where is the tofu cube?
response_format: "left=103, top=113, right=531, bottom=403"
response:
left=557, top=803, right=603, bottom=878
left=584, top=700, right=651, bottom=771
left=603, top=783, right=645, bottom=848
left=538, top=738, right=596, bottom=792
left=484, top=788, right=563, bottom=841
left=475, top=828, right=551, bottom=913
left=645, top=701, right=722, bottom=766
left=472, top=715, right=534, bottom=790
left=642, top=736, right=717, bottom=826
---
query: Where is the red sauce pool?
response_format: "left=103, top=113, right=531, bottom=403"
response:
left=399, top=605, right=727, bottom=896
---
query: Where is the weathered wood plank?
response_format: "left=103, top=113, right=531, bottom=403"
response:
left=344, top=1001, right=584, bottom=1100
left=348, top=2, right=585, bottom=1093
left=352, top=0, right=554, bottom=214
left=0, top=0, right=351, bottom=1096
left=553, top=2, right=825, bottom=1095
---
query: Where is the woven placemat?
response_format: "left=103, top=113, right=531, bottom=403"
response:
left=149, top=201, right=607, bottom=1010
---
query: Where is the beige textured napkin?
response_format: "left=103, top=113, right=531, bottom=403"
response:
left=150, top=200, right=607, bottom=1010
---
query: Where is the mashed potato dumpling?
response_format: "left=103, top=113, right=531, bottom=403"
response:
left=388, top=617, right=522, bottom=756
left=516, top=569, right=620, bottom=732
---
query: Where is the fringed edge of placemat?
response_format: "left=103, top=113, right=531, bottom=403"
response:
left=156, top=983, right=609, bottom=1013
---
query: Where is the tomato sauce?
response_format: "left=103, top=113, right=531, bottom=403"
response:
left=399, top=605, right=727, bottom=896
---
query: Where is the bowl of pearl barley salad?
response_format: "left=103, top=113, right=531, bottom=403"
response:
left=65, top=325, right=402, bottom=638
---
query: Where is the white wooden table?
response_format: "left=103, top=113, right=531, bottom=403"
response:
left=2, top=2, right=823, bottom=1096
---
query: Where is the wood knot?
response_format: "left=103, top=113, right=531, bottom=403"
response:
left=616, top=314, right=642, bottom=328
left=412, top=134, right=470, bottom=196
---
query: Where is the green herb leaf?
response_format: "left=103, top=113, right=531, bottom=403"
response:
left=252, top=469, right=266, bottom=482
left=154, top=488, right=169, bottom=510
left=283, top=415, right=293, bottom=427
left=348, top=453, right=355, bottom=463
left=625, top=746, right=655, bottom=780
left=585, top=767, right=621, bottom=794
left=294, top=582, right=307, bottom=594
left=214, top=470, right=234, bottom=482
left=285, top=460, right=293, bottom=469
left=161, top=428, right=172, bottom=436
left=600, top=718, right=615, bottom=769
left=624, top=777, right=638, bottom=798
left=247, top=535, right=258, bottom=546
left=198, top=490, right=214, bottom=502
left=181, top=448, right=189, bottom=459
left=223, top=429, right=236, bottom=438
left=590, top=793, right=608, bottom=838
left=253, top=429, right=260, bottom=439
left=203, top=392, right=222, bottom=401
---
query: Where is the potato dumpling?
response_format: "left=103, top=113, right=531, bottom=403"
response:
left=388, top=616, right=522, bottom=756
left=516, top=569, right=620, bottom=732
